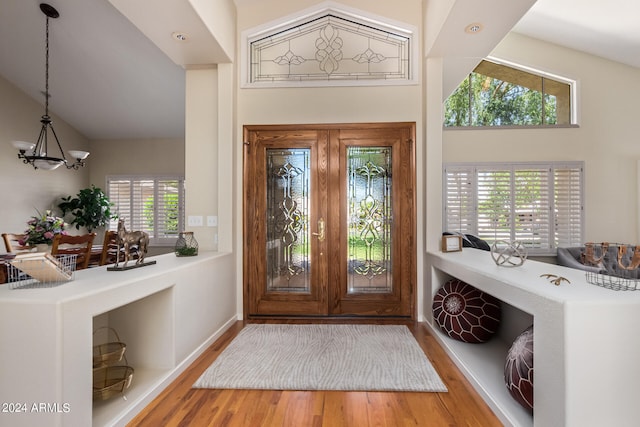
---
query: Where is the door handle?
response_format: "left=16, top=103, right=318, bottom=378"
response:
left=312, top=218, right=325, bottom=242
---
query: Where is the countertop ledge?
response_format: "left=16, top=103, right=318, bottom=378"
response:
left=0, top=251, right=232, bottom=304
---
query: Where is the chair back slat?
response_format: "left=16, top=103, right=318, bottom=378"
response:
left=2, top=233, right=31, bottom=253
left=51, top=233, right=96, bottom=270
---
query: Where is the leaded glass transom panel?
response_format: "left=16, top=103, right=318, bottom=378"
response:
left=347, top=147, right=392, bottom=293
left=243, top=7, right=415, bottom=87
left=266, top=149, right=311, bottom=292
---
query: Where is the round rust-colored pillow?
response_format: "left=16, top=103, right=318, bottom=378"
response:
left=432, top=279, right=501, bottom=343
left=504, top=325, right=534, bottom=413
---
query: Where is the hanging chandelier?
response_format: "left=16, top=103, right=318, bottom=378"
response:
left=12, top=3, right=89, bottom=171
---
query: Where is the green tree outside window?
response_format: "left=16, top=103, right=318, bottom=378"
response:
left=444, top=60, right=571, bottom=127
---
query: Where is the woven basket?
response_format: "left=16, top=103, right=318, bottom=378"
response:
left=93, top=365, right=134, bottom=401
left=93, top=327, right=126, bottom=368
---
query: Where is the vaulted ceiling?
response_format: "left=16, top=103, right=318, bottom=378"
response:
left=0, top=0, right=637, bottom=141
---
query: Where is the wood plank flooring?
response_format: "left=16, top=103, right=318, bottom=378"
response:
left=127, top=321, right=502, bottom=427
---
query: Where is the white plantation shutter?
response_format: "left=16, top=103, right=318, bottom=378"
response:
left=106, top=179, right=133, bottom=231
left=130, top=180, right=150, bottom=233
left=155, top=179, right=182, bottom=239
left=443, top=162, right=583, bottom=255
left=477, top=167, right=511, bottom=243
left=443, top=166, right=475, bottom=235
left=107, top=176, right=185, bottom=245
left=554, top=165, right=584, bottom=247
left=513, top=167, right=551, bottom=250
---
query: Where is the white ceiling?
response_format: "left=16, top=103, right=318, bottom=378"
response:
left=513, top=0, right=640, bottom=69
left=0, top=0, right=188, bottom=140
left=0, top=0, right=638, bottom=141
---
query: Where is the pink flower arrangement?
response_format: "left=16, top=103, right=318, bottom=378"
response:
left=20, top=210, right=67, bottom=246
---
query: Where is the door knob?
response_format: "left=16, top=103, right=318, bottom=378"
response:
left=312, top=218, right=325, bottom=242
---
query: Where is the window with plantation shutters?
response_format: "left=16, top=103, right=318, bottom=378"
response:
left=106, top=175, right=185, bottom=246
left=443, top=165, right=475, bottom=235
left=554, top=166, right=583, bottom=248
left=443, top=162, right=583, bottom=255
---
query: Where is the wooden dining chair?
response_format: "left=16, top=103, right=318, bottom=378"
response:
left=99, top=231, right=121, bottom=266
left=99, top=230, right=140, bottom=266
left=2, top=233, right=30, bottom=253
left=51, top=233, right=96, bottom=270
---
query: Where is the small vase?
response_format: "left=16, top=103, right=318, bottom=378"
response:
left=175, top=232, right=198, bottom=256
left=35, top=243, right=52, bottom=253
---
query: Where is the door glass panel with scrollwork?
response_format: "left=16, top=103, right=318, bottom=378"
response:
left=265, top=148, right=310, bottom=293
left=347, top=147, right=392, bottom=294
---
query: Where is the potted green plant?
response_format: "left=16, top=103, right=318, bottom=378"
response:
left=58, top=185, right=118, bottom=232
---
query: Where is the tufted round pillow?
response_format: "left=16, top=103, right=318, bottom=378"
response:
left=432, top=279, right=501, bottom=343
left=504, top=325, right=534, bottom=413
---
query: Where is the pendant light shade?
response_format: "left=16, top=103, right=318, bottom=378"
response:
left=13, top=3, right=89, bottom=170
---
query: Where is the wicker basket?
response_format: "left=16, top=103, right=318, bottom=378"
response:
left=93, top=327, right=126, bottom=368
left=93, top=365, right=134, bottom=401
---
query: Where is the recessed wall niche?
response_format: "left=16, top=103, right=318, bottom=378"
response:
left=92, top=287, right=175, bottom=425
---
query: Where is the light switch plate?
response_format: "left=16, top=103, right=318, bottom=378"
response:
left=207, top=215, right=218, bottom=227
left=188, top=215, right=203, bottom=227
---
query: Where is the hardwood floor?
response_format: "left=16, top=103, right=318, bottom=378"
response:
left=127, top=321, right=502, bottom=427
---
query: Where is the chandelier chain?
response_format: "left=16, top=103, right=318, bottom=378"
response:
left=45, top=14, right=50, bottom=116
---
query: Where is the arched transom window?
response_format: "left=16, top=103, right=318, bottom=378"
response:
left=241, top=3, right=417, bottom=87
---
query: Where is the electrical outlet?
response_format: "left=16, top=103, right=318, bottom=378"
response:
left=207, top=215, right=218, bottom=227
left=187, top=215, right=203, bottom=227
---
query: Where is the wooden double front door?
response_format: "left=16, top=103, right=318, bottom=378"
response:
left=243, top=123, right=416, bottom=318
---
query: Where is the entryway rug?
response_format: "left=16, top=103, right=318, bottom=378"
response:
left=193, top=324, right=447, bottom=392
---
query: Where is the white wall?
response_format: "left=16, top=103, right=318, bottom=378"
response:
left=185, top=67, right=218, bottom=251
left=237, top=0, right=420, bottom=30
left=443, top=32, right=640, bottom=244
left=0, top=74, right=90, bottom=252
left=88, top=138, right=184, bottom=182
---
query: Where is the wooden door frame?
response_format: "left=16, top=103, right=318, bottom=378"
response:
left=243, top=123, right=417, bottom=320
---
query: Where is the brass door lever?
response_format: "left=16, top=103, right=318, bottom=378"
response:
left=312, top=218, right=325, bottom=242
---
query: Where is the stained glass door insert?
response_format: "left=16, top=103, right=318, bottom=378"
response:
left=347, top=147, right=392, bottom=293
left=266, top=149, right=310, bottom=292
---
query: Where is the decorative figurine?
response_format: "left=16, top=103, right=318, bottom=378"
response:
left=107, top=219, right=156, bottom=271
left=617, top=244, right=640, bottom=271
left=582, top=242, right=608, bottom=266
left=540, top=274, right=571, bottom=286
left=491, top=240, right=528, bottom=267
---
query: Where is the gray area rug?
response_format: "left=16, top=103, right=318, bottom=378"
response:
left=193, top=324, right=447, bottom=392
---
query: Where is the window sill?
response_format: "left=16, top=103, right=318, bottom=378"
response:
left=443, top=124, right=579, bottom=131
